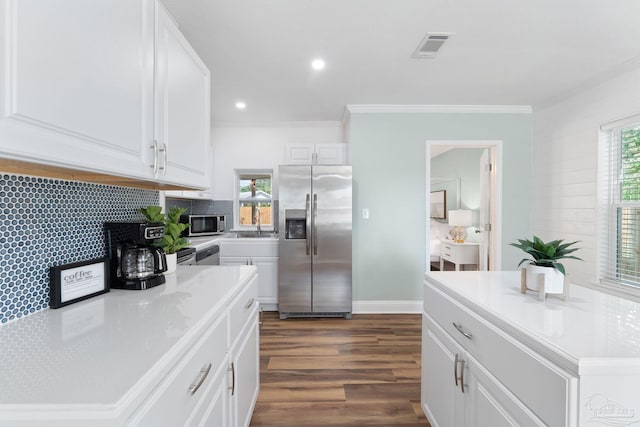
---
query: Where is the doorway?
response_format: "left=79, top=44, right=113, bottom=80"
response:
left=426, top=140, right=503, bottom=271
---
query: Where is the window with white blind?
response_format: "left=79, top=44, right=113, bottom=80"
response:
left=600, top=114, right=640, bottom=295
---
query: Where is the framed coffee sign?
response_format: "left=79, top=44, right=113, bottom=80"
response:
left=49, top=257, right=110, bottom=309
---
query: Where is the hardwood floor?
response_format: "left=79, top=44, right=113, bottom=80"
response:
left=250, top=313, right=431, bottom=427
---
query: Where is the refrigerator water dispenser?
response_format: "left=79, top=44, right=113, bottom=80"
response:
left=285, top=209, right=306, bottom=239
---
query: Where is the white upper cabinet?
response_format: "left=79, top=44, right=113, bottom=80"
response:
left=285, top=143, right=347, bottom=165
left=154, top=2, right=210, bottom=188
left=0, top=0, right=210, bottom=189
left=0, top=0, right=154, bottom=179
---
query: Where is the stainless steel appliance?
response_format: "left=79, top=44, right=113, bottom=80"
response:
left=181, top=214, right=226, bottom=236
left=104, top=222, right=167, bottom=290
left=278, top=165, right=352, bottom=319
left=177, top=247, right=196, bottom=265
left=196, top=244, right=220, bottom=265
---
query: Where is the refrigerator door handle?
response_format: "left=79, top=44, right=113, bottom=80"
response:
left=305, top=194, right=311, bottom=255
left=313, top=194, right=318, bottom=255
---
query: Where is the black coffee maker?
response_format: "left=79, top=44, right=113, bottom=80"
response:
left=104, top=222, right=168, bottom=290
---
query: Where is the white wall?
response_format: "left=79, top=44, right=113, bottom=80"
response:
left=532, top=66, right=640, bottom=287
left=211, top=122, right=344, bottom=199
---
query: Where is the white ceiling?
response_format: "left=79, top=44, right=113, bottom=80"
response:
left=162, top=0, right=640, bottom=125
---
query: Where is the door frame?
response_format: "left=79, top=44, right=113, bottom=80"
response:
left=426, top=140, right=503, bottom=271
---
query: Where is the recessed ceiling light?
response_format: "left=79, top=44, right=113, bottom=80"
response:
left=311, top=58, right=325, bottom=71
left=235, top=101, right=246, bottom=110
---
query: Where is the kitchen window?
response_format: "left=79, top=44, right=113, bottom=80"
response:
left=234, top=170, right=273, bottom=230
left=599, top=114, right=640, bottom=297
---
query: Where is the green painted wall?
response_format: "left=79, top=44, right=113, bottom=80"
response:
left=349, top=113, right=532, bottom=301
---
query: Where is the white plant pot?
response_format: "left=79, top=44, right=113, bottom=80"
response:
left=525, top=264, right=564, bottom=293
left=165, top=252, right=177, bottom=275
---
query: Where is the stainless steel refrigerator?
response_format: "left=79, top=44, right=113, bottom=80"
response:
left=278, top=165, right=352, bottom=319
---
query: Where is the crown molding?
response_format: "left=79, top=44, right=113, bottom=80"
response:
left=212, top=120, right=342, bottom=129
left=344, top=104, right=533, bottom=117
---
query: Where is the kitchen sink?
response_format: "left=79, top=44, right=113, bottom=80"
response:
left=230, top=232, right=279, bottom=238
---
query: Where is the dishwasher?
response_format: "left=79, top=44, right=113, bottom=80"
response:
left=196, top=244, right=220, bottom=265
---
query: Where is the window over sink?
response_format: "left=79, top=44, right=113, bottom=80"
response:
left=234, top=169, right=273, bottom=231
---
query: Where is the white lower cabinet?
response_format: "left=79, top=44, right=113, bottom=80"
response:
left=422, top=279, right=578, bottom=427
left=220, top=239, right=279, bottom=311
left=230, top=312, right=260, bottom=427
left=185, top=365, right=228, bottom=427
left=129, top=274, right=259, bottom=427
left=423, top=313, right=543, bottom=427
left=422, top=314, right=465, bottom=427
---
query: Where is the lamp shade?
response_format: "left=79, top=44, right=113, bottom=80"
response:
left=448, top=209, right=472, bottom=227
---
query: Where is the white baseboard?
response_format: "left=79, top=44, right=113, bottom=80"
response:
left=352, top=300, right=422, bottom=314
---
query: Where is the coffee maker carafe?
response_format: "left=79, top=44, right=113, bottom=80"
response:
left=104, top=222, right=168, bottom=290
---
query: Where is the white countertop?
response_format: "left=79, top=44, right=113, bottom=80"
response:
left=425, top=271, right=640, bottom=374
left=0, top=265, right=257, bottom=407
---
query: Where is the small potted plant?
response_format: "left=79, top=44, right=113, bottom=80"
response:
left=510, top=236, right=582, bottom=293
left=139, top=206, right=190, bottom=274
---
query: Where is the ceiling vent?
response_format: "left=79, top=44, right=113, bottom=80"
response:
left=412, top=32, right=455, bottom=59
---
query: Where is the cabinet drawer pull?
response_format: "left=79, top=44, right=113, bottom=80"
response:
left=150, top=141, right=158, bottom=174
left=188, top=362, right=212, bottom=395
left=459, top=357, right=466, bottom=393
left=453, top=322, right=473, bottom=340
left=245, top=297, right=255, bottom=310
left=161, top=143, right=168, bottom=175
left=454, top=353, right=460, bottom=386
left=453, top=353, right=466, bottom=393
left=228, top=362, right=235, bottom=395
left=259, top=306, right=264, bottom=326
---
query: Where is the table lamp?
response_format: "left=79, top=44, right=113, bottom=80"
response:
left=448, top=209, right=472, bottom=243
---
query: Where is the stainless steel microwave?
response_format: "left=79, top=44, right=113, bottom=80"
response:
left=181, top=214, right=226, bottom=236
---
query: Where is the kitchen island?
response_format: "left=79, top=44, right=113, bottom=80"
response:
left=0, top=265, right=259, bottom=427
left=422, top=271, right=640, bottom=427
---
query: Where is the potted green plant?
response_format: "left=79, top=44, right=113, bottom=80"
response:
left=138, top=206, right=190, bottom=274
left=510, top=236, right=582, bottom=293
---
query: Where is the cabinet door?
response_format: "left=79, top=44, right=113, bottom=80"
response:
left=315, top=144, right=346, bottom=165
left=185, top=364, right=229, bottom=427
left=285, top=143, right=315, bottom=164
left=229, top=311, right=260, bottom=427
left=285, top=143, right=346, bottom=165
left=0, top=0, right=153, bottom=178
left=465, top=354, right=544, bottom=427
left=251, top=257, right=279, bottom=309
left=422, top=313, right=465, bottom=427
left=155, top=1, right=210, bottom=188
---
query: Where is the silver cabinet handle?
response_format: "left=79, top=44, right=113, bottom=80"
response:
left=162, top=143, right=168, bottom=175
left=228, top=362, right=235, bottom=395
left=305, top=194, right=310, bottom=255
left=454, top=353, right=460, bottom=386
left=245, top=297, right=255, bottom=310
left=459, top=357, right=466, bottom=393
left=259, top=306, right=264, bottom=326
left=150, top=141, right=158, bottom=174
left=454, top=353, right=466, bottom=393
left=453, top=322, right=473, bottom=340
left=158, top=143, right=167, bottom=174
left=188, top=362, right=212, bottom=395
left=313, top=194, right=318, bottom=256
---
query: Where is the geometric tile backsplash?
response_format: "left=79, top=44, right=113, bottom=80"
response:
left=0, top=173, right=159, bottom=324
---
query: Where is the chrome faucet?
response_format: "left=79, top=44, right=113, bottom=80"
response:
left=255, top=209, right=261, bottom=236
